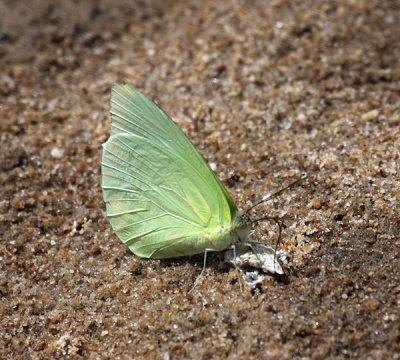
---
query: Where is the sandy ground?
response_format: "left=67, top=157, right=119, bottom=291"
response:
left=1, top=1, right=399, bottom=359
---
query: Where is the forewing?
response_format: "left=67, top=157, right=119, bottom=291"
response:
left=111, top=84, right=202, bottom=165
left=109, top=84, right=238, bottom=223
left=102, top=130, right=235, bottom=258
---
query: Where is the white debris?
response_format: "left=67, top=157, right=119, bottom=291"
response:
left=224, top=244, right=287, bottom=285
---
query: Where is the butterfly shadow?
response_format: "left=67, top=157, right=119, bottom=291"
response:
left=159, top=252, right=236, bottom=289
left=159, top=250, right=290, bottom=292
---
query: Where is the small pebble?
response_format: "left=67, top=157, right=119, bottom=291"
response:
left=51, top=147, right=64, bottom=158
left=362, top=109, right=379, bottom=121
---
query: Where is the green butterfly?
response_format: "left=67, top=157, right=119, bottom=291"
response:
left=102, top=84, right=305, bottom=289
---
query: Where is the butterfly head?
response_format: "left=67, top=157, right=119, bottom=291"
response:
left=234, top=211, right=253, bottom=243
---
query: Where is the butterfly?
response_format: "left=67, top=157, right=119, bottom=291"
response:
left=102, top=84, right=306, bottom=290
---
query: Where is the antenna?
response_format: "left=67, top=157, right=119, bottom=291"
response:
left=246, top=173, right=308, bottom=213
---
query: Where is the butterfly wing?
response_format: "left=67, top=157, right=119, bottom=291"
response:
left=102, top=84, right=239, bottom=258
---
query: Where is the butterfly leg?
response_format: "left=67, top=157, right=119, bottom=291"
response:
left=244, top=238, right=281, bottom=273
left=189, top=246, right=244, bottom=293
left=231, top=244, right=243, bottom=291
left=242, top=240, right=265, bottom=268
left=189, top=248, right=213, bottom=293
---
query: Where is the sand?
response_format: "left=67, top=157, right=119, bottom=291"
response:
left=1, top=1, right=399, bottom=359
